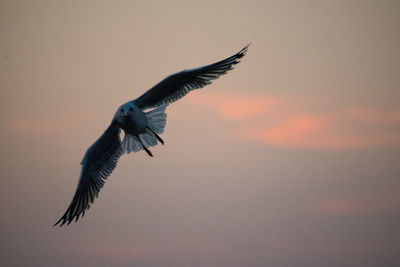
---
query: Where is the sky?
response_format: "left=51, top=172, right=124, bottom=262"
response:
left=0, top=0, right=399, bottom=266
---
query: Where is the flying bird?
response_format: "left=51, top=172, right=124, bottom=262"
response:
left=55, top=44, right=249, bottom=226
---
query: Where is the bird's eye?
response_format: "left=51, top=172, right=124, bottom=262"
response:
left=129, top=107, right=133, bottom=112
left=120, top=108, right=124, bottom=113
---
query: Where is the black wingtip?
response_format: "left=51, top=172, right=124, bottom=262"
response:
left=236, top=43, right=251, bottom=59
left=54, top=205, right=82, bottom=227
left=53, top=217, right=65, bottom=227
left=54, top=212, right=84, bottom=227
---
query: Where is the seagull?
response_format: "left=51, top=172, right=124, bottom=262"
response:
left=54, top=44, right=249, bottom=226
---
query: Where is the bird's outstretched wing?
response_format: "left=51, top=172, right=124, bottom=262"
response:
left=133, top=44, right=249, bottom=110
left=54, top=121, right=122, bottom=226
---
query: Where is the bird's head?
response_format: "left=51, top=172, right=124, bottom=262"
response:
left=113, top=102, right=138, bottom=124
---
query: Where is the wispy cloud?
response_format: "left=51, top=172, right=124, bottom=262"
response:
left=2, top=108, right=94, bottom=137
left=310, top=192, right=400, bottom=216
left=240, top=111, right=400, bottom=149
left=188, top=91, right=400, bottom=149
left=187, top=92, right=283, bottom=120
left=69, top=234, right=230, bottom=263
left=66, top=238, right=155, bottom=263
left=7, top=92, right=399, bottom=150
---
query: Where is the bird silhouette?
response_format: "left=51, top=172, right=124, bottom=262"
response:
left=55, top=44, right=249, bottom=226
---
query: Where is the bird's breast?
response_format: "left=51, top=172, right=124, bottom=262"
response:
left=120, top=112, right=148, bottom=134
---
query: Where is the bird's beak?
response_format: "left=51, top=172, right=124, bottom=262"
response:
left=122, top=111, right=129, bottom=117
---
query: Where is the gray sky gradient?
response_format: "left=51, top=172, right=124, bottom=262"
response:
left=1, top=0, right=399, bottom=266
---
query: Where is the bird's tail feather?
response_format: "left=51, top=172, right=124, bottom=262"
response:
left=122, top=134, right=142, bottom=154
left=146, top=105, right=167, bottom=134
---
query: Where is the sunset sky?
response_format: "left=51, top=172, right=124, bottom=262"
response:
left=1, top=0, right=399, bottom=266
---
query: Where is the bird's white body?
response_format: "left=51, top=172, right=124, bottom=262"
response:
left=122, top=105, right=167, bottom=155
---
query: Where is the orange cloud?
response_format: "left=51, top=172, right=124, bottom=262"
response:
left=240, top=114, right=333, bottom=149
left=67, top=239, right=155, bottom=262
left=2, top=108, right=94, bottom=137
left=69, top=234, right=230, bottom=263
left=187, top=92, right=283, bottom=120
left=188, top=91, right=400, bottom=149
left=348, top=107, right=400, bottom=125
left=311, top=191, right=400, bottom=217
left=240, top=112, right=400, bottom=149
left=313, top=199, right=360, bottom=216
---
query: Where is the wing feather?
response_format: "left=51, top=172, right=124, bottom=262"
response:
left=133, top=44, right=249, bottom=110
left=54, top=121, right=122, bottom=226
